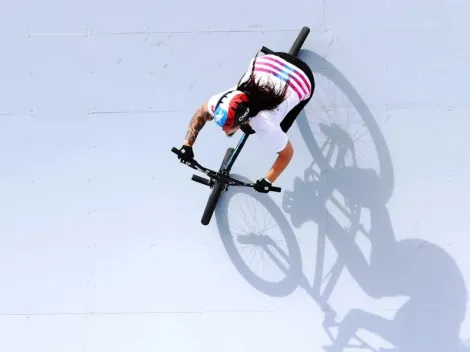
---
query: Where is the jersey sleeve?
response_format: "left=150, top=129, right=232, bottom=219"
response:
left=264, top=125, right=289, bottom=153
left=249, top=113, right=289, bottom=153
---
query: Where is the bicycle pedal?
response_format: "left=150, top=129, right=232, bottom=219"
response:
left=191, top=174, right=211, bottom=187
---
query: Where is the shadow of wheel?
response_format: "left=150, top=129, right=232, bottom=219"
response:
left=296, top=49, right=394, bottom=205
left=289, top=50, right=395, bottom=347
left=214, top=174, right=302, bottom=297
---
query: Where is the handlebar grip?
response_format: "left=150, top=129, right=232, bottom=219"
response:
left=271, top=186, right=282, bottom=192
left=171, top=147, right=182, bottom=156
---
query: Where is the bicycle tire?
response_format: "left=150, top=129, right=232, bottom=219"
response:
left=201, top=181, right=225, bottom=225
left=200, top=147, right=235, bottom=225
left=288, top=26, right=310, bottom=57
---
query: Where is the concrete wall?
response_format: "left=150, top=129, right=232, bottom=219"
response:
left=1, top=1, right=469, bottom=351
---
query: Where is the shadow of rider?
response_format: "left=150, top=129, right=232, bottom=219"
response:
left=282, top=122, right=468, bottom=352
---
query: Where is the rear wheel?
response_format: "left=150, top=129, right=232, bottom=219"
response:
left=288, top=26, right=310, bottom=57
left=200, top=147, right=235, bottom=225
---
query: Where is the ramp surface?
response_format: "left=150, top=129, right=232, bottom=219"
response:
left=1, top=1, right=470, bottom=351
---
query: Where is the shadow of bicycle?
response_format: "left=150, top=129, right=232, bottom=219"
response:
left=214, top=49, right=468, bottom=352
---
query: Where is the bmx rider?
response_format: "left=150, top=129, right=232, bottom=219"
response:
left=176, top=51, right=315, bottom=193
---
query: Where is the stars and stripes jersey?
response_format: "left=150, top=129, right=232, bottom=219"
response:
left=207, top=53, right=312, bottom=153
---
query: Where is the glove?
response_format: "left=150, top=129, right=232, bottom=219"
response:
left=240, top=124, right=256, bottom=135
left=178, top=145, right=194, bottom=164
left=253, top=177, right=272, bottom=193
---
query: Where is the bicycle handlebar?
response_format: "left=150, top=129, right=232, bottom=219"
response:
left=171, top=147, right=204, bottom=170
left=171, top=147, right=281, bottom=192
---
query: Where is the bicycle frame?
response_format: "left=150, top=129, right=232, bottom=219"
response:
left=221, top=131, right=249, bottom=173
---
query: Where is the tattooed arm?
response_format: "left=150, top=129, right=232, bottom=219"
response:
left=184, top=102, right=213, bottom=147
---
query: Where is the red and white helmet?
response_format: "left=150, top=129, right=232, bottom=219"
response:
left=213, top=90, right=251, bottom=129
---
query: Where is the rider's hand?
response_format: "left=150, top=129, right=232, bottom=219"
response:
left=253, top=177, right=272, bottom=193
left=178, top=145, right=194, bottom=164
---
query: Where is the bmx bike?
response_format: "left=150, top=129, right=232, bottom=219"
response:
left=171, top=26, right=311, bottom=226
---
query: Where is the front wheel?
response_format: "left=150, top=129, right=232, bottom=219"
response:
left=201, top=181, right=225, bottom=225
left=200, top=147, right=235, bottom=226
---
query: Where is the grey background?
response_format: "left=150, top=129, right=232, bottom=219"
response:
left=1, top=0, right=469, bottom=351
